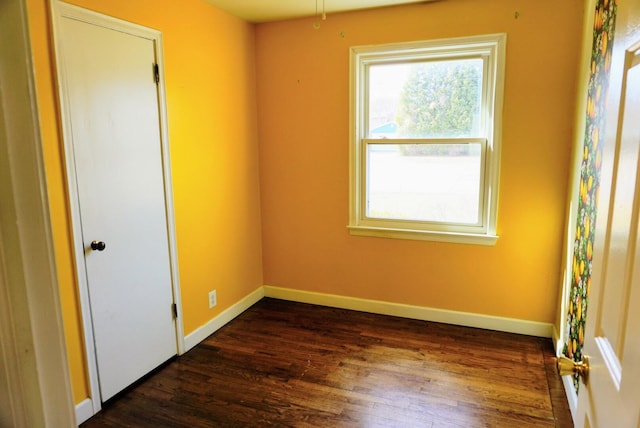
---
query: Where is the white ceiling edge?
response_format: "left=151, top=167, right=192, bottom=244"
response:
left=202, top=0, right=436, bottom=23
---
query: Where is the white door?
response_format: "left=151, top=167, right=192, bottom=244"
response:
left=57, top=11, right=177, bottom=401
left=574, top=35, right=640, bottom=427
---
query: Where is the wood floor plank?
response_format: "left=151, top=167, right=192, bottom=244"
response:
left=81, top=298, right=573, bottom=427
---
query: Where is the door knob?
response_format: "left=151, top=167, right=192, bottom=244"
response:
left=557, top=355, right=590, bottom=385
left=90, top=240, right=106, bottom=251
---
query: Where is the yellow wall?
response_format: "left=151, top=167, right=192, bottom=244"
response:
left=256, top=0, right=583, bottom=323
left=27, top=0, right=263, bottom=403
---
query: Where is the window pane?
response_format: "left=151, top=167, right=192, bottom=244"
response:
left=366, top=143, right=482, bottom=224
left=368, top=59, right=483, bottom=138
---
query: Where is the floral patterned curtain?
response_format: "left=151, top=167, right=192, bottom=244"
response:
left=563, top=0, right=617, bottom=393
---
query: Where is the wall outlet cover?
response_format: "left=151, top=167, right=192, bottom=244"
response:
left=209, top=290, right=217, bottom=308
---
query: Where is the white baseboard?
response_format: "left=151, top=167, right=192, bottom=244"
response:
left=183, top=286, right=264, bottom=352
left=263, top=285, right=554, bottom=338
left=75, top=398, right=94, bottom=425
left=562, top=372, right=579, bottom=420
left=552, top=325, right=562, bottom=353
left=553, top=325, right=579, bottom=421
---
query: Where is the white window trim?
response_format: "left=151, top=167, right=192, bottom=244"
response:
left=348, top=33, right=506, bottom=245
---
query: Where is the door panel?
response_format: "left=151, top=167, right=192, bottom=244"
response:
left=576, top=40, right=640, bottom=427
left=59, top=16, right=176, bottom=401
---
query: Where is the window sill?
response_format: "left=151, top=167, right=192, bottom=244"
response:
left=347, top=225, right=498, bottom=246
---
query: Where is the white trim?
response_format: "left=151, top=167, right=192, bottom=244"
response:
left=0, top=262, right=26, bottom=428
left=562, top=373, right=579, bottom=421
left=348, top=225, right=498, bottom=245
left=184, top=287, right=265, bottom=351
left=75, top=398, right=94, bottom=425
left=552, top=325, right=562, bottom=355
left=51, top=1, right=183, bottom=417
left=53, top=1, right=161, bottom=36
left=0, top=0, right=75, bottom=425
left=50, top=3, right=101, bottom=410
left=263, top=285, right=553, bottom=338
left=552, top=320, right=579, bottom=423
left=154, top=30, right=186, bottom=357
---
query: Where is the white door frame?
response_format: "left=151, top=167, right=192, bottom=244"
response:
left=0, top=0, right=76, bottom=426
left=51, top=1, right=184, bottom=420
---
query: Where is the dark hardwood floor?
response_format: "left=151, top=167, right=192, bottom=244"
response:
left=81, top=298, right=573, bottom=427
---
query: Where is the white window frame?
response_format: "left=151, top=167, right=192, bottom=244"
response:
left=348, top=34, right=506, bottom=245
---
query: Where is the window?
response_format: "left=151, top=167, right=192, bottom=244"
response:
left=348, top=34, right=506, bottom=245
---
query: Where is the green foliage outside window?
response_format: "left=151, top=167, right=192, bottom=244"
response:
left=397, top=60, right=482, bottom=156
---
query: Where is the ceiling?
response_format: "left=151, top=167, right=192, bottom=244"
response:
left=202, top=0, right=435, bottom=23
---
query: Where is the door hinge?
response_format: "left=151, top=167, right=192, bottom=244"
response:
left=172, top=303, right=178, bottom=319
left=153, top=63, right=160, bottom=84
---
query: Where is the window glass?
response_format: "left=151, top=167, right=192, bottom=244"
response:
left=368, top=59, right=484, bottom=139
left=366, top=143, right=482, bottom=224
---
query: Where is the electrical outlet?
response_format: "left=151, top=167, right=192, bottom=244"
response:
left=208, top=290, right=217, bottom=308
